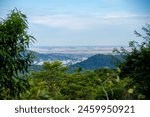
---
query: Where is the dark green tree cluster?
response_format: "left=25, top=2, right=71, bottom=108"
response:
left=20, top=61, right=138, bottom=100
left=0, top=9, right=35, bottom=99
left=115, top=24, right=150, bottom=99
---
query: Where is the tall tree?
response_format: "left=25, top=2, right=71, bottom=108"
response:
left=0, top=9, right=35, bottom=99
left=115, top=24, right=150, bottom=99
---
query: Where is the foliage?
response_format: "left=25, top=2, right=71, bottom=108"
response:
left=21, top=61, right=138, bottom=100
left=20, top=77, right=51, bottom=100
left=114, top=24, right=150, bottom=99
left=0, top=9, right=35, bottom=99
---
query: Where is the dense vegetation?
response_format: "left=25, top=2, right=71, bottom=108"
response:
left=0, top=10, right=149, bottom=99
left=0, top=9, right=35, bottom=99
left=114, top=24, right=150, bottom=99
left=21, top=61, right=138, bottom=100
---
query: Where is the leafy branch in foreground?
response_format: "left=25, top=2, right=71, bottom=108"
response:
left=114, top=24, right=150, bottom=99
left=0, top=9, right=35, bottom=99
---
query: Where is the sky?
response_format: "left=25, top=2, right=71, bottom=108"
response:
left=0, top=0, right=150, bottom=46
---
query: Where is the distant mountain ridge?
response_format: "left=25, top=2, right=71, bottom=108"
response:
left=29, top=51, right=91, bottom=71
left=69, top=54, right=122, bottom=71
left=32, top=52, right=91, bottom=65
left=29, top=51, right=122, bottom=72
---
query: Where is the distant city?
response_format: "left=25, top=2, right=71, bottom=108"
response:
left=29, top=46, right=128, bottom=67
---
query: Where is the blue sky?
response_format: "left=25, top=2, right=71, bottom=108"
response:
left=0, top=0, right=150, bottom=46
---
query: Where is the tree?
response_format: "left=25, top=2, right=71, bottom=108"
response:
left=31, top=61, right=135, bottom=100
left=115, top=24, right=150, bottom=99
left=31, top=61, right=68, bottom=99
left=0, top=9, right=35, bottom=99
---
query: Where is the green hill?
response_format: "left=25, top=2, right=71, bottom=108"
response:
left=69, top=54, right=121, bottom=71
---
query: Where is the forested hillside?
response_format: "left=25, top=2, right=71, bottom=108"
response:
left=29, top=53, right=121, bottom=72
left=69, top=54, right=122, bottom=71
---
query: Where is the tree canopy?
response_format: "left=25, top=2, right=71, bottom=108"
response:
left=0, top=9, right=35, bottom=99
left=115, top=24, right=150, bottom=99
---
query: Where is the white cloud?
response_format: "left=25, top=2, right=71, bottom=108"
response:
left=94, top=11, right=150, bottom=19
left=102, top=12, right=138, bottom=19
left=30, top=12, right=150, bottom=31
left=30, top=15, right=93, bottom=30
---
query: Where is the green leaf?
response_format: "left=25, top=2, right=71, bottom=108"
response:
left=128, top=88, right=134, bottom=94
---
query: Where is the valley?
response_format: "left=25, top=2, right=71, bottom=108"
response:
left=29, top=46, right=123, bottom=71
